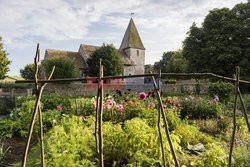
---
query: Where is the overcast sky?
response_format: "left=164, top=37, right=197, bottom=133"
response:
left=0, top=0, right=247, bottom=76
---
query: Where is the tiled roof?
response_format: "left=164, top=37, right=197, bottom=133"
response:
left=45, top=49, right=85, bottom=69
left=79, top=44, right=100, bottom=54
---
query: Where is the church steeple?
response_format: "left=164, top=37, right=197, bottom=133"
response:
left=119, top=18, right=145, bottom=50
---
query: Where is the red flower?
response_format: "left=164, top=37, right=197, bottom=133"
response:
left=56, top=105, right=63, bottom=111
left=138, top=92, right=147, bottom=101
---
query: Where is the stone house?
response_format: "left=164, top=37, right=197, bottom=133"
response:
left=44, top=18, right=145, bottom=77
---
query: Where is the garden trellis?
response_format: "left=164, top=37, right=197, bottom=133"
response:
left=16, top=44, right=250, bottom=167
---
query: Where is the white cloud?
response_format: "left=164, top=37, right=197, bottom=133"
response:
left=0, top=0, right=247, bottom=75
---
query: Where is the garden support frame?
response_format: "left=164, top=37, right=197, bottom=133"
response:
left=17, top=44, right=250, bottom=167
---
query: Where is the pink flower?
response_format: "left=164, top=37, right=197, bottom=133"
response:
left=56, top=105, right=63, bottom=111
left=104, top=99, right=116, bottom=110
left=149, top=102, right=155, bottom=109
left=115, top=104, right=124, bottom=113
left=138, top=92, right=147, bottom=101
left=213, top=95, right=219, bottom=103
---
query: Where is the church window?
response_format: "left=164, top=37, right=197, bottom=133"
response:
left=137, top=50, right=139, bottom=56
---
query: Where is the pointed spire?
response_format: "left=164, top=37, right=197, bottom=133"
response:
left=119, top=18, right=145, bottom=50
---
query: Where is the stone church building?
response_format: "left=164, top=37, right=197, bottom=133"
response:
left=44, top=18, right=145, bottom=77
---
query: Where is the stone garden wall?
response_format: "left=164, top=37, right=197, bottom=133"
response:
left=43, top=79, right=209, bottom=96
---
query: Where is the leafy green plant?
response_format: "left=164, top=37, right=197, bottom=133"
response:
left=196, top=143, right=228, bottom=167
left=233, top=146, right=250, bottom=167
left=174, top=123, right=202, bottom=147
left=180, top=96, right=223, bottom=119
left=0, top=138, right=10, bottom=165
left=41, top=94, right=71, bottom=112
left=208, top=81, right=233, bottom=104
left=70, top=97, right=95, bottom=116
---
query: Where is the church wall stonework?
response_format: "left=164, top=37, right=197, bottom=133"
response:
left=128, top=48, right=145, bottom=75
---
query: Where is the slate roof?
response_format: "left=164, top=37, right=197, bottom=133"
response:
left=45, top=49, right=85, bottom=69
left=119, top=18, right=145, bottom=50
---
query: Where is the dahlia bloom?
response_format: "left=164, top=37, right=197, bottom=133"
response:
left=105, top=99, right=116, bottom=110
left=138, top=92, right=147, bottom=101
left=115, top=104, right=124, bottom=113
left=149, top=102, right=155, bottom=109
left=213, top=95, right=219, bottom=103
left=56, top=105, right=63, bottom=111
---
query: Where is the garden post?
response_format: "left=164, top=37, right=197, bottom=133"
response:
left=152, top=75, right=180, bottom=167
left=156, top=70, right=166, bottom=167
left=229, top=67, right=239, bottom=167
left=98, top=60, right=104, bottom=167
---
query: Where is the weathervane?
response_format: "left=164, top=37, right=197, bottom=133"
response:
left=130, top=12, right=135, bottom=18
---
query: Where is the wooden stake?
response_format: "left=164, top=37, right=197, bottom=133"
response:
left=229, top=67, right=239, bottom=167
left=95, top=88, right=100, bottom=154
left=22, top=44, right=55, bottom=167
left=156, top=70, right=166, bottom=167
left=152, top=76, right=180, bottom=167
left=98, top=60, right=104, bottom=167
left=238, top=89, right=250, bottom=132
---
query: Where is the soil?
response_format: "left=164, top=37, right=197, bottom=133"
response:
left=2, top=137, right=26, bottom=166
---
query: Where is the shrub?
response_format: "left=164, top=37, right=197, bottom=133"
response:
left=42, top=56, right=78, bottom=79
left=0, top=97, right=15, bottom=115
left=197, top=143, right=228, bottom=167
left=180, top=96, right=223, bottom=119
left=166, top=109, right=181, bottom=131
left=41, top=94, right=71, bottom=112
left=20, top=63, right=36, bottom=80
left=0, top=99, right=64, bottom=138
left=28, top=116, right=182, bottom=167
left=174, top=123, right=202, bottom=146
left=70, top=97, right=95, bottom=116
left=233, top=146, right=250, bottom=167
left=208, top=81, right=233, bottom=103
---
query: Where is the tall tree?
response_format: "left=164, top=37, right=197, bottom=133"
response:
left=86, top=44, right=123, bottom=76
left=20, top=64, right=36, bottom=80
left=144, top=64, right=154, bottom=74
left=42, top=56, right=78, bottom=79
left=183, top=2, right=250, bottom=79
left=0, top=36, right=10, bottom=79
left=153, top=50, right=187, bottom=73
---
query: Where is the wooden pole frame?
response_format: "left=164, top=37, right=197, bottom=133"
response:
left=18, top=45, right=250, bottom=167
left=21, top=44, right=55, bottom=167
left=152, top=75, right=180, bottom=167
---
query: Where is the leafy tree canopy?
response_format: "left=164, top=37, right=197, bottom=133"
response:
left=20, top=64, right=36, bottom=80
left=42, top=56, right=78, bottom=79
left=153, top=50, right=187, bottom=73
left=144, top=64, right=154, bottom=74
left=183, top=2, right=250, bottom=79
left=86, top=44, right=123, bottom=76
left=0, top=36, right=11, bottom=79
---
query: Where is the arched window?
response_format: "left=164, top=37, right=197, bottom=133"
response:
left=137, top=50, right=139, bottom=56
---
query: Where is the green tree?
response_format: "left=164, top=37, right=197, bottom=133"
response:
left=0, top=36, right=10, bottom=79
left=144, top=64, right=154, bottom=74
left=183, top=2, right=250, bottom=79
left=20, top=64, right=36, bottom=80
left=86, top=44, right=123, bottom=76
left=153, top=50, right=187, bottom=73
left=42, top=56, right=78, bottom=79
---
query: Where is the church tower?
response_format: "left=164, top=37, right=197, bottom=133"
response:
left=119, top=18, right=145, bottom=76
